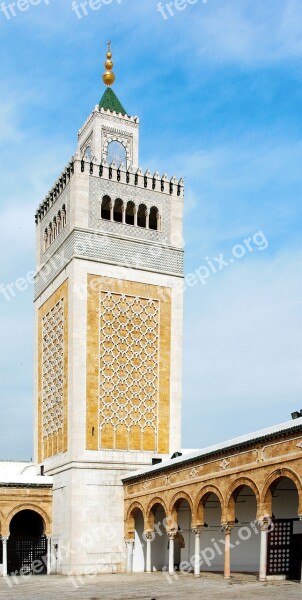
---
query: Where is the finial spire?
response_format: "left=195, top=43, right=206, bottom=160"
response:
left=102, top=41, right=115, bottom=87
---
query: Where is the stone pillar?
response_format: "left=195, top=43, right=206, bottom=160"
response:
left=258, top=520, right=269, bottom=582
left=145, top=209, right=150, bottom=229
left=168, top=532, right=175, bottom=575
left=125, top=539, right=134, bottom=574
left=2, top=537, right=8, bottom=577
left=47, top=537, right=51, bottom=575
left=145, top=532, right=153, bottom=573
left=222, top=524, right=232, bottom=579
left=156, top=211, right=161, bottom=231
left=122, top=203, right=126, bottom=225
left=192, top=528, right=202, bottom=577
left=134, top=207, right=138, bottom=227
left=109, top=201, right=114, bottom=222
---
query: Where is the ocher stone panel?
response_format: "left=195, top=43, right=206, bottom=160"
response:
left=86, top=275, right=172, bottom=453
left=38, top=280, right=68, bottom=462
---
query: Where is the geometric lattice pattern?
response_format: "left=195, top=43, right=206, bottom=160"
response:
left=267, top=520, right=292, bottom=575
left=99, top=292, right=159, bottom=451
left=42, top=298, right=64, bottom=457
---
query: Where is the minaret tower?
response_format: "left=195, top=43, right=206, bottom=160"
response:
left=34, top=45, right=184, bottom=574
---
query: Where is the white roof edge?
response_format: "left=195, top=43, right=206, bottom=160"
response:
left=123, top=417, right=302, bottom=481
left=0, top=461, right=53, bottom=485
left=0, top=477, right=53, bottom=485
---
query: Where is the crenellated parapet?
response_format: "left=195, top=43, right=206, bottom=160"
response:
left=80, top=158, right=184, bottom=197
left=35, top=158, right=184, bottom=225
left=35, top=160, right=74, bottom=225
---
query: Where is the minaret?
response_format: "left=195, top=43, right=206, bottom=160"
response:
left=34, top=45, right=184, bottom=574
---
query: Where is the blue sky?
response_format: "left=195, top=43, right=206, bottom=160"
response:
left=0, top=0, right=302, bottom=459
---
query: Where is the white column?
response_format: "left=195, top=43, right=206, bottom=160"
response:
left=2, top=537, right=8, bottom=577
left=145, top=532, right=153, bottom=573
left=109, top=201, right=114, bottom=221
left=192, top=528, right=201, bottom=577
left=122, top=203, right=126, bottom=224
left=134, top=207, right=138, bottom=227
left=259, top=520, right=269, bottom=582
left=156, top=211, right=161, bottom=231
left=145, top=209, right=150, bottom=229
left=126, top=540, right=134, bottom=574
left=47, top=537, right=51, bottom=575
left=168, top=532, right=175, bottom=575
left=222, top=524, right=232, bottom=579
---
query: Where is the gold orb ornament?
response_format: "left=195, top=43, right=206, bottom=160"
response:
left=102, top=41, right=115, bottom=87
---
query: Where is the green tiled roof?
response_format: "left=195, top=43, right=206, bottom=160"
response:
left=99, top=88, right=127, bottom=116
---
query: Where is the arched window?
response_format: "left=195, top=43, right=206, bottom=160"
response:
left=44, top=229, right=48, bottom=251
left=61, top=205, right=67, bottom=228
left=137, top=204, right=147, bottom=228
left=48, top=223, right=53, bottom=243
left=53, top=216, right=57, bottom=239
left=84, top=146, right=92, bottom=160
left=57, top=211, right=61, bottom=234
left=114, top=198, right=123, bottom=223
left=101, top=196, right=111, bottom=220
left=126, top=201, right=135, bottom=226
left=149, top=207, right=159, bottom=231
left=107, top=140, right=127, bottom=167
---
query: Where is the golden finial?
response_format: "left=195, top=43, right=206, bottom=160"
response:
left=102, top=41, right=115, bottom=87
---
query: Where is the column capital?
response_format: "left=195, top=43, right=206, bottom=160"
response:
left=167, top=530, right=177, bottom=540
left=144, top=531, right=154, bottom=541
left=1, top=536, right=9, bottom=542
left=221, top=522, right=234, bottom=534
left=191, top=527, right=203, bottom=536
left=257, top=518, right=272, bottom=532
left=125, top=538, right=135, bottom=546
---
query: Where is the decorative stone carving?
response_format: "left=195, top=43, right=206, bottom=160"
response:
left=99, top=292, right=159, bottom=451
left=102, top=126, right=133, bottom=165
left=221, top=523, right=233, bottom=534
left=257, top=518, right=272, bottom=532
left=219, top=459, right=230, bottom=470
left=80, top=132, right=93, bottom=158
left=42, top=298, right=65, bottom=439
left=34, top=229, right=184, bottom=299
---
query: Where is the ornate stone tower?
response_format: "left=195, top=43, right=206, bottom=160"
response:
left=34, top=45, right=184, bottom=574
